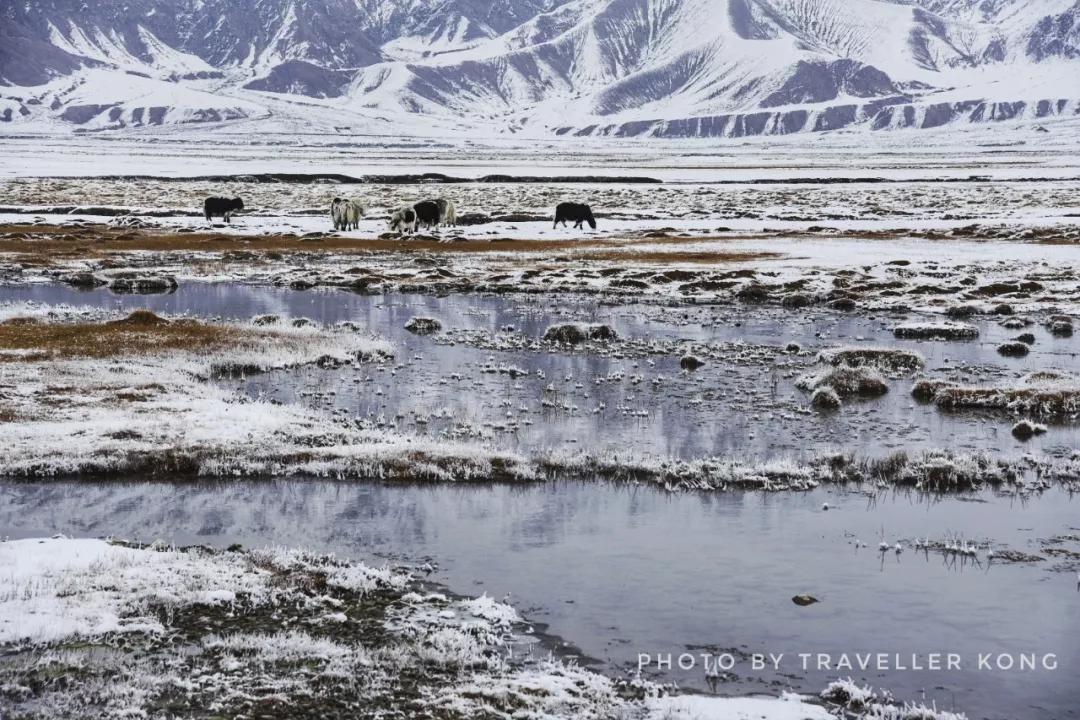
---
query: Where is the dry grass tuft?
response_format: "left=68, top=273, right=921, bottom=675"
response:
left=820, top=347, right=924, bottom=374
left=796, top=365, right=889, bottom=398
left=934, top=385, right=1080, bottom=416
left=107, top=310, right=170, bottom=327
left=1, top=317, right=39, bottom=327
left=0, top=311, right=252, bottom=361
left=893, top=322, right=979, bottom=341
left=0, top=223, right=776, bottom=266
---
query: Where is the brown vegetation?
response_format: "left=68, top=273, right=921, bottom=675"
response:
left=0, top=223, right=776, bottom=266
left=0, top=311, right=253, bottom=361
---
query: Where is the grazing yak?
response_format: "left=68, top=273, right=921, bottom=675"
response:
left=331, top=198, right=365, bottom=231
left=204, top=197, right=244, bottom=224
left=554, top=202, right=596, bottom=230
left=388, top=206, right=418, bottom=234
left=389, top=199, right=448, bottom=234
left=436, top=198, right=457, bottom=227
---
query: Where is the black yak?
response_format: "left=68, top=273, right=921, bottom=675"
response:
left=554, top=202, right=596, bottom=230
left=389, top=200, right=441, bottom=234
left=388, top=206, right=418, bottom=234
left=204, top=197, right=244, bottom=224
left=413, top=200, right=441, bottom=230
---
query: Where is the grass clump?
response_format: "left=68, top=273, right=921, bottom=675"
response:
left=796, top=365, right=888, bottom=398
left=911, top=378, right=956, bottom=402
left=810, top=387, right=842, bottom=410
left=996, top=341, right=1029, bottom=357
left=404, top=317, right=442, bottom=335
left=933, top=374, right=1080, bottom=417
left=0, top=310, right=244, bottom=361
left=893, top=322, right=979, bottom=341
left=542, top=324, right=618, bottom=345
left=1012, top=420, right=1048, bottom=441
left=820, top=347, right=924, bottom=374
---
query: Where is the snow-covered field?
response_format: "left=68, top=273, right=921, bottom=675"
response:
left=1, top=536, right=979, bottom=719
left=0, top=138, right=1077, bottom=718
left=4, top=123, right=1080, bottom=180
left=4, top=1, right=1079, bottom=708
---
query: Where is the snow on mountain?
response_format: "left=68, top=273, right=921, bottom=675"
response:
left=0, top=0, right=1076, bottom=137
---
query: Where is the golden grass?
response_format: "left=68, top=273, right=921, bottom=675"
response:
left=0, top=311, right=255, bottom=361
left=2, top=222, right=1072, bottom=269
left=0, top=223, right=780, bottom=266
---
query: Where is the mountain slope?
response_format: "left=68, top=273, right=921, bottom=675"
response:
left=1, top=0, right=1077, bottom=138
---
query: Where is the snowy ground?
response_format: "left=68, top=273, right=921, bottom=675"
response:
left=0, top=142, right=1076, bottom=718
left=0, top=303, right=546, bottom=482
left=0, top=536, right=970, bottom=719
left=3, top=123, right=1080, bottom=180
left=1, top=218, right=1078, bottom=322
left=3, top=300, right=1077, bottom=493
left=3, top=175, right=1080, bottom=224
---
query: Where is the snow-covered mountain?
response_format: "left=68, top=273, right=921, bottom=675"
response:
left=1, top=0, right=1077, bottom=137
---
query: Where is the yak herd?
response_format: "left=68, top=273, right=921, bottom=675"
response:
left=203, top=196, right=596, bottom=233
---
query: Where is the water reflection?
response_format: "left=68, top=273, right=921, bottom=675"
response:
left=3, top=283, right=1076, bottom=461
left=1, top=479, right=1077, bottom=720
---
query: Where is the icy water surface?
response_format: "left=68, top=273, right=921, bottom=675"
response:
left=3, top=282, right=1079, bottom=459
left=3, top=283, right=1080, bottom=717
left=0, top=480, right=1077, bottom=719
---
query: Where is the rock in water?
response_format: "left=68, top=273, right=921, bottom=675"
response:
left=544, top=324, right=587, bottom=344
left=588, top=324, right=618, bottom=342
left=405, top=317, right=442, bottom=335
left=792, top=595, right=819, bottom=607
left=107, top=273, right=179, bottom=295
left=997, top=341, right=1029, bottom=358
left=61, top=271, right=106, bottom=289
left=1011, top=420, right=1046, bottom=441
left=810, top=387, right=842, bottom=410
left=680, top=355, right=704, bottom=370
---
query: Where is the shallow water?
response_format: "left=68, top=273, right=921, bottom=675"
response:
left=3, top=283, right=1080, bottom=717
left=0, top=479, right=1077, bottom=719
left=3, top=282, right=1078, bottom=460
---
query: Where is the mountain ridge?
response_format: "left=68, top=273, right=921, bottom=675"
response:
left=1, top=0, right=1077, bottom=138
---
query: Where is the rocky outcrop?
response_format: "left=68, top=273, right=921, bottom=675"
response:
left=565, top=97, right=1078, bottom=138
left=244, top=61, right=354, bottom=99
left=760, top=60, right=897, bottom=108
